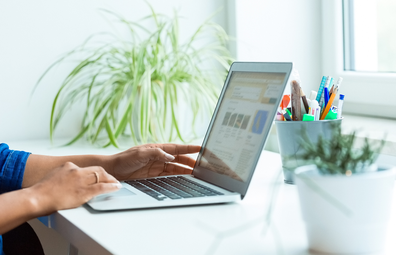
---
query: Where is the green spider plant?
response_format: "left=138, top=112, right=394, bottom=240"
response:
left=36, top=7, right=232, bottom=147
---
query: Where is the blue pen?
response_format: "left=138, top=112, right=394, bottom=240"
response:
left=326, top=77, right=334, bottom=101
left=315, top=76, right=327, bottom=102
left=337, top=94, right=345, bottom=119
left=324, top=87, right=330, bottom=108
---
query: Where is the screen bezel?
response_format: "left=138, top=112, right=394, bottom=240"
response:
left=193, top=62, right=293, bottom=198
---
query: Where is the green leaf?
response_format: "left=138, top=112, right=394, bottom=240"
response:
left=35, top=4, right=233, bottom=147
left=105, top=117, right=119, bottom=148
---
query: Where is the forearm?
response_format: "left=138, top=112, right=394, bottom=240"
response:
left=23, top=154, right=114, bottom=188
left=0, top=188, right=45, bottom=234
left=1, top=161, right=121, bottom=234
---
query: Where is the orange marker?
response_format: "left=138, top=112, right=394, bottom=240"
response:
left=280, top=95, right=291, bottom=110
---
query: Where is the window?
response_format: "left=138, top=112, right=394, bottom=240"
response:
left=322, top=0, right=396, bottom=119
left=343, top=0, right=396, bottom=72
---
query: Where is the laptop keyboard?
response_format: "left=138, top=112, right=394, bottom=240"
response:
left=125, top=176, right=224, bottom=201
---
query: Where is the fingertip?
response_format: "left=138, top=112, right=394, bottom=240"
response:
left=106, top=182, right=122, bottom=190
left=104, top=183, right=122, bottom=193
left=165, top=153, right=175, bottom=162
left=93, top=182, right=122, bottom=196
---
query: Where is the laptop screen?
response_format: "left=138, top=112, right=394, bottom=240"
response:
left=194, top=62, right=292, bottom=197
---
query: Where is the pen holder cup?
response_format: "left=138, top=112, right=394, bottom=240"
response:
left=275, top=118, right=342, bottom=184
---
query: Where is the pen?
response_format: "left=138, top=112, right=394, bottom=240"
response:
left=285, top=108, right=292, bottom=118
left=324, top=87, right=330, bottom=108
left=309, top=100, right=321, bottom=121
left=280, top=95, right=291, bottom=110
left=287, top=107, right=292, bottom=116
left=320, top=87, right=338, bottom=120
left=337, top=94, right=345, bottom=119
left=282, top=109, right=292, bottom=121
left=334, top=77, right=343, bottom=91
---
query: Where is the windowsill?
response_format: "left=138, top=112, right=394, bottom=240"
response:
left=341, top=114, right=396, bottom=166
left=341, top=114, right=396, bottom=143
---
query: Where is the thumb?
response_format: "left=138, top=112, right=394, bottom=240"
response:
left=90, top=182, right=123, bottom=197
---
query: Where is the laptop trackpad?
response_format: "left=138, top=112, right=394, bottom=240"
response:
left=94, top=188, right=136, bottom=201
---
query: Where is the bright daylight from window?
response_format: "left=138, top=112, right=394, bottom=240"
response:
left=343, top=0, right=396, bottom=72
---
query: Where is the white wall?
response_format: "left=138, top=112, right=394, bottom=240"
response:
left=0, top=0, right=228, bottom=143
left=0, top=0, right=321, bottom=144
left=231, top=0, right=322, bottom=152
left=233, top=0, right=322, bottom=95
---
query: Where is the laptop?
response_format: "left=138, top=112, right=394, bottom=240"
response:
left=87, top=62, right=293, bottom=211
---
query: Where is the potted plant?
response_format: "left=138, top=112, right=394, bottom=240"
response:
left=294, top=126, right=395, bottom=254
left=36, top=6, right=232, bottom=147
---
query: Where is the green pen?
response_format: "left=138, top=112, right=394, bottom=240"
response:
left=285, top=108, right=292, bottom=118
left=282, top=109, right=292, bottom=121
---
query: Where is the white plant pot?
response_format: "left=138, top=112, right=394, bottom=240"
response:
left=294, top=165, right=396, bottom=254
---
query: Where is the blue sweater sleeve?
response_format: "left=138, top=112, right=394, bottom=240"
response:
left=0, top=143, right=31, bottom=194
left=0, top=235, right=3, bottom=255
left=0, top=144, right=31, bottom=255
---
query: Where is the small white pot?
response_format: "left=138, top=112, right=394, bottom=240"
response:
left=295, top=165, right=396, bottom=254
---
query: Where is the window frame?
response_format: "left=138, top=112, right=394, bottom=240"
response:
left=322, top=0, right=396, bottom=119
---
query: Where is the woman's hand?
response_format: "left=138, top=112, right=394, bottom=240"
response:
left=30, top=162, right=121, bottom=215
left=0, top=162, right=121, bottom=234
left=23, top=143, right=201, bottom=188
left=109, top=144, right=201, bottom=180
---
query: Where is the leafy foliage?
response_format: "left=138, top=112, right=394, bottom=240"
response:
left=36, top=6, right=232, bottom=147
left=299, top=124, right=385, bottom=175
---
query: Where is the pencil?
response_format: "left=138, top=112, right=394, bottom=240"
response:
left=320, top=87, right=338, bottom=120
left=329, top=84, right=335, bottom=95
left=330, top=77, right=342, bottom=98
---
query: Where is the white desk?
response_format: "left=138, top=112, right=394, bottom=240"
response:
left=7, top=141, right=396, bottom=255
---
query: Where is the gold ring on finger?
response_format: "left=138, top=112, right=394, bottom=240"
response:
left=93, top=171, right=99, bottom=184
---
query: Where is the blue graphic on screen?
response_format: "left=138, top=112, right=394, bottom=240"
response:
left=252, top=110, right=268, bottom=134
